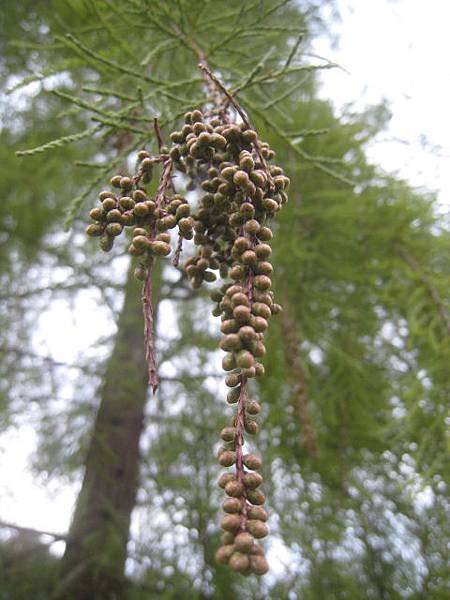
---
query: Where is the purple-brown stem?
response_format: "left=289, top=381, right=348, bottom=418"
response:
left=142, top=267, right=158, bottom=393
left=198, top=64, right=274, bottom=190
left=172, top=234, right=184, bottom=267
left=234, top=240, right=256, bottom=531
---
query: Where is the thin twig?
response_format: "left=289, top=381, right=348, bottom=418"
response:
left=153, top=117, right=164, bottom=153
left=198, top=63, right=275, bottom=190
left=142, top=268, right=158, bottom=393
left=172, top=234, right=184, bottom=267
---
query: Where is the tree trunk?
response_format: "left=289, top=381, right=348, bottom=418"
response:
left=59, top=265, right=159, bottom=599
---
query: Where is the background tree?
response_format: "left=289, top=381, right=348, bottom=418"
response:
left=0, top=1, right=448, bottom=599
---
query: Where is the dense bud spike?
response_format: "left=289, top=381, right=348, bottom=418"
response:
left=85, top=82, right=288, bottom=578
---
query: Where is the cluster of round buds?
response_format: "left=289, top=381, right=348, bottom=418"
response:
left=86, top=99, right=289, bottom=576
left=86, top=150, right=194, bottom=280
left=165, top=109, right=288, bottom=575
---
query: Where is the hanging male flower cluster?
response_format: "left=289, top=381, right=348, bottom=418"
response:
left=86, top=70, right=289, bottom=575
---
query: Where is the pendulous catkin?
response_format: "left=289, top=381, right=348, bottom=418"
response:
left=86, top=92, right=288, bottom=575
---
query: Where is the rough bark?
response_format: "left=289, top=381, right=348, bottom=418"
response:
left=59, top=265, right=159, bottom=599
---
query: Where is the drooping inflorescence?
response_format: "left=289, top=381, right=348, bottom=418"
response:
left=86, top=77, right=289, bottom=575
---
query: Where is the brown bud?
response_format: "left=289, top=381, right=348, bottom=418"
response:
left=251, top=341, right=266, bottom=358
left=239, top=326, right=256, bottom=343
left=247, top=489, right=266, bottom=506
left=225, top=373, right=240, bottom=388
left=221, top=532, right=235, bottom=545
left=262, top=198, right=279, bottom=213
left=241, top=129, right=258, bottom=144
left=110, top=175, right=122, bottom=187
left=244, top=420, right=259, bottom=435
left=243, top=454, right=262, bottom=470
left=241, top=366, right=256, bottom=379
left=89, top=207, right=104, bottom=221
left=272, top=303, right=282, bottom=315
left=236, top=350, right=255, bottom=370
left=99, top=190, right=114, bottom=201
left=243, top=472, right=263, bottom=489
left=247, top=506, right=268, bottom=522
left=219, top=450, right=236, bottom=467
left=234, top=236, right=251, bottom=253
left=255, top=363, right=265, bottom=377
left=140, top=157, right=153, bottom=172
left=119, top=176, right=132, bottom=190
left=99, top=235, right=114, bottom=252
left=231, top=292, right=250, bottom=308
left=215, top=544, right=235, bottom=565
left=227, top=387, right=241, bottom=404
left=255, top=261, right=273, bottom=276
left=156, top=232, right=171, bottom=243
left=133, top=189, right=147, bottom=202
left=152, top=241, right=171, bottom=256
left=119, top=196, right=135, bottom=211
left=234, top=532, right=254, bottom=553
left=239, top=202, right=255, bottom=218
left=224, top=480, right=245, bottom=498
left=221, top=319, right=239, bottom=334
left=128, top=244, right=142, bottom=257
left=229, top=552, right=250, bottom=573
left=133, top=227, right=147, bottom=237
left=252, top=316, right=268, bottom=333
left=258, top=226, right=273, bottom=241
left=222, top=353, right=236, bottom=372
left=233, top=305, right=251, bottom=324
left=220, top=427, right=236, bottom=442
left=246, top=400, right=261, bottom=415
left=229, top=264, right=245, bottom=280
left=223, top=497, right=241, bottom=514
left=244, top=219, right=260, bottom=235
left=233, top=170, right=250, bottom=187
left=250, top=170, right=266, bottom=187
left=134, top=203, right=150, bottom=217
left=86, top=224, right=103, bottom=237
left=102, top=198, right=116, bottom=212
left=250, top=555, right=269, bottom=575
left=191, top=109, right=203, bottom=123
left=218, top=473, right=236, bottom=489
left=240, top=154, right=254, bottom=172
left=246, top=520, right=269, bottom=539
left=133, top=235, right=151, bottom=250
left=106, top=209, right=122, bottom=223
left=254, top=275, right=272, bottom=290
left=221, top=514, right=241, bottom=532
left=220, top=334, right=241, bottom=352
left=106, top=222, right=123, bottom=237
left=241, top=250, right=257, bottom=266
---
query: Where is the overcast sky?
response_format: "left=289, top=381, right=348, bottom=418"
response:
left=1, top=0, right=449, bottom=545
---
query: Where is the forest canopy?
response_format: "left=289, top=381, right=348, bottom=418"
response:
left=0, top=1, right=448, bottom=599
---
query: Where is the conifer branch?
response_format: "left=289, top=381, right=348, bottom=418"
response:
left=399, top=248, right=450, bottom=336
left=16, top=125, right=102, bottom=157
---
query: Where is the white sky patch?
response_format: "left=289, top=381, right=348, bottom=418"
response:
left=314, top=0, right=450, bottom=213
